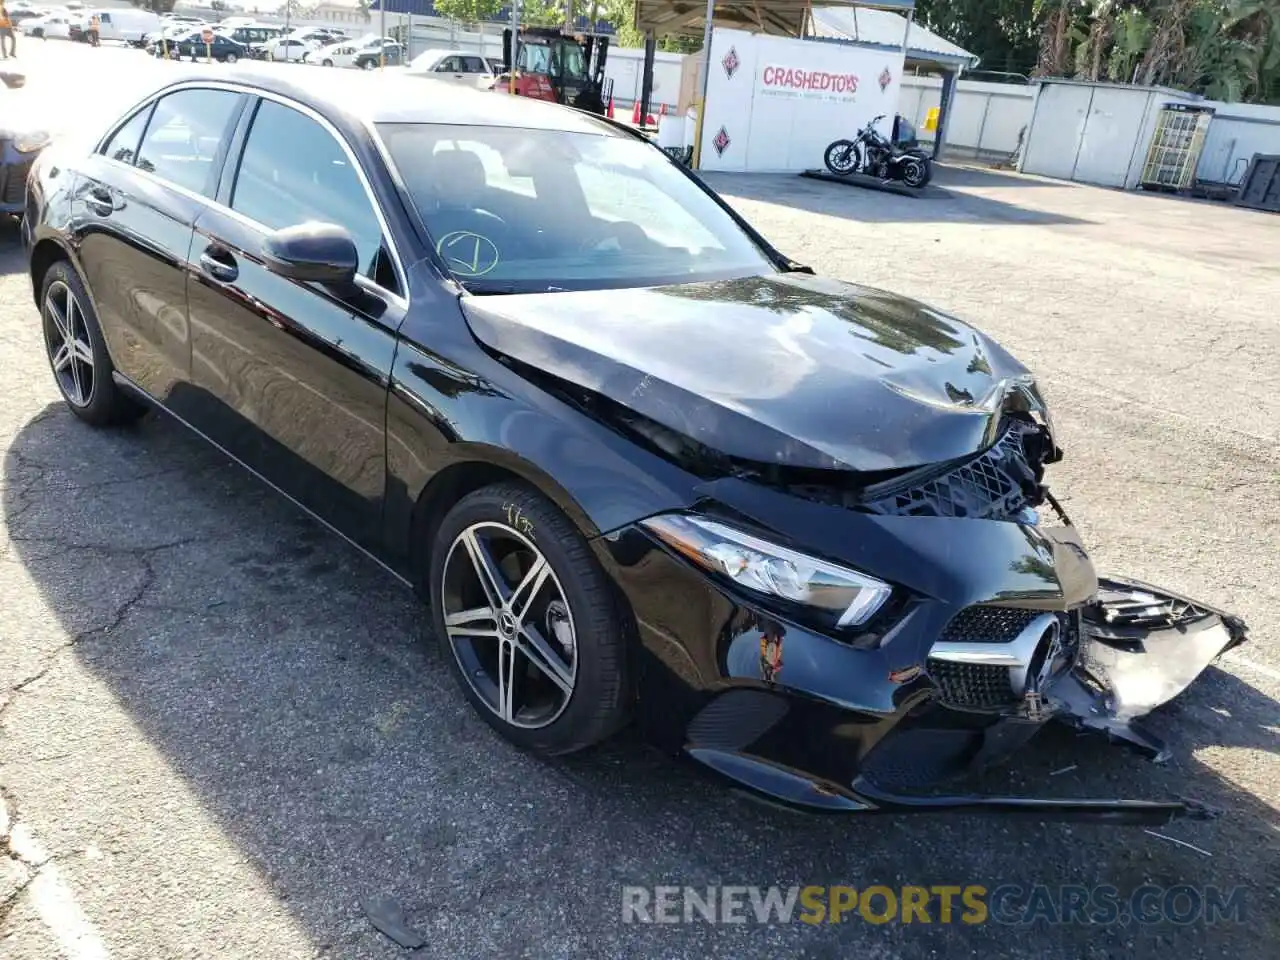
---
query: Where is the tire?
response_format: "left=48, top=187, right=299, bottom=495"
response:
left=824, top=139, right=861, bottom=176
left=224, top=53, right=237, bottom=64
left=902, top=156, right=932, bottom=189
left=362, top=59, right=375, bottom=70
left=428, top=482, right=631, bottom=756
left=322, top=58, right=332, bottom=66
left=40, top=261, right=146, bottom=427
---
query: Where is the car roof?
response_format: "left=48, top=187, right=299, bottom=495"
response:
left=166, top=65, right=618, bottom=134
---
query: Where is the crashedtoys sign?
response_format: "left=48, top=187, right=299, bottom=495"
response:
left=700, top=28, right=904, bottom=172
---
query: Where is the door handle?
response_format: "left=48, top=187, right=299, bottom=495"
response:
left=199, top=247, right=238, bottom=283
left=84, top=186, right=113, bottom=216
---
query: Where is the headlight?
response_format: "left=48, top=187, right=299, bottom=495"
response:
left=640, top=514, right=892, bottom=628
left=12, top=131, right=51, bottom=154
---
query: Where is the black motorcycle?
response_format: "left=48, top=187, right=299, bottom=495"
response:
left=824, top=114, right=933, bottom=189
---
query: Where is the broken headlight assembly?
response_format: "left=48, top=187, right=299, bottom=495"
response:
left=641, top=513, right=892, bottom=629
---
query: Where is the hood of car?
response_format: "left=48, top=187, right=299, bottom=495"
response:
left=461, top=273, right=1037, bottom=473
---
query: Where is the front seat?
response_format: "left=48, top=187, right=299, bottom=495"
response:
left=421, top=148, right=511, bottom=252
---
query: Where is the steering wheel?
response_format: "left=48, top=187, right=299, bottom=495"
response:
left=577, top=220, right=647, bottom=255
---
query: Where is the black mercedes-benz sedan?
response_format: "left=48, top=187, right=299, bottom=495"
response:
left=22, top=68, right=1247, bottom=822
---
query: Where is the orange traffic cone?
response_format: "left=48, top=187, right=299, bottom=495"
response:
left=631, top=100, right=641, bottom=124
left=607, top=97, right=615, bottom=119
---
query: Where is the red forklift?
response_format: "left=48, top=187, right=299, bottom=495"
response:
left=494, top=26, right=612, bottom=115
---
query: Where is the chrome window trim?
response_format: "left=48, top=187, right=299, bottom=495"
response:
left=94, top=78, right=409, bottom=308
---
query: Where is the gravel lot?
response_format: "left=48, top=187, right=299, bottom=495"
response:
left=2, top=39, right=1277, bottom=960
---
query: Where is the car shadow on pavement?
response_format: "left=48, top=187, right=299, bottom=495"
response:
left=3, top=405, right=1277, bottom=959
left=709, top=166, right=1094, bottom=227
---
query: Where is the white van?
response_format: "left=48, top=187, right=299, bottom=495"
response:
left=92, top=8, right=161, bottom=46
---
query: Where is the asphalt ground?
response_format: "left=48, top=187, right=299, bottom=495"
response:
left=1, top=37, right=1277, bottom=960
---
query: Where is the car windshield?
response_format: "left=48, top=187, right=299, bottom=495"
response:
left=377, top=122, right=776, bottom=294
left=552, top=40, right=586, bottom=80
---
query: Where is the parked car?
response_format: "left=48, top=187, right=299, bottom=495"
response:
left=222, top=24, right=283, bottom=48
left=174, top=31, right=247, bottom=63
left=306, top=35, right=395, bottom=67
left=160, top=14, right=205, bottom=28
left=0, top=70, right=48, bottom=219
left=87, top=8, right=160, bottom=46
left=22, top=69, right=1253, bottom=823
left=405, top=48, right=495, bottom=88
left=22, top=13, right=75, bottom=39
left=304, top=38, right=361, bottom=67
left=145, top=23, right=192, bottom=56
left=261, top=35, right=319, bottom=62
left=8, top=7, right=47, bottom=24
left=352, top=40, right=402, bottom=70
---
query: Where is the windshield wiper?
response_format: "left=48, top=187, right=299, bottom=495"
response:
left=457, top=279, right=525, bottom=295
left=458, top=279, right=565, bottom=296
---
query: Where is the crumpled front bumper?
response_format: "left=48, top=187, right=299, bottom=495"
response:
left=595, top=480, right=1250, bottom=823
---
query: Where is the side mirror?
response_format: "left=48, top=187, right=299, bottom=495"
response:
left=261, top=222, right=359, bottom=289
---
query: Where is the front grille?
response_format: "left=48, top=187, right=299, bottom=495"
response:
left=940, top=605, right=1041, bottom=644
left=862, top=420, right=1040, bottom=521
left=926, top=659, right=1018, bottom=710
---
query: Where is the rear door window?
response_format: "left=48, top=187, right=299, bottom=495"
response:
left=101, top=105, right=153, bottom=165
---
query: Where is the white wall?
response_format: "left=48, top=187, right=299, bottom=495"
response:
left=1195, top=102, right=1280, bottom=185
left=1016, top=78, right=1280, bottom=189
left=898, top=75, right=1033, bottom=158
left=698, top=28, right=905, bottom=173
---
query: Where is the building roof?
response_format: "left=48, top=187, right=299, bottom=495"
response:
left=807, top=6, right=978, bottom=70
left=633, top=0, right=914, bottom=39
left=369, top=0, right=613, bottom=32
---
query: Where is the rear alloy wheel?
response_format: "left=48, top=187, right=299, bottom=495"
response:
left=41, top=262, right=146, bottom=427
left=902, top=157, right=931, bottom=189
left=429, top=482, right=631, bottom=755
left=224, top=52, right=237, bottom=64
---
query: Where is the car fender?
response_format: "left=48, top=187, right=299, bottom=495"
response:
left=382, top=331, right=697, bottom=574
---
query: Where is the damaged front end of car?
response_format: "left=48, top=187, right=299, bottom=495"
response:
left=620, top=417, right=1250, bottom=824
left=461, top=278, right=1250, bottom=822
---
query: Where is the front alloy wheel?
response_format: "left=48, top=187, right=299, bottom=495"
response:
left=429, top=483, right=631, bottom=755
left=441, top=522, right=578, bottom=729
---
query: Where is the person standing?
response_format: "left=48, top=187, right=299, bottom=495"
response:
left=88, top=12, right=101, bottom=47
left=0, top=3, right=16, bottom=60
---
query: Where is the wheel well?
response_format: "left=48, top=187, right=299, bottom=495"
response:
left=29, top=239, right=68, bottom=307
left=408, top=461, right=528, bottom=587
